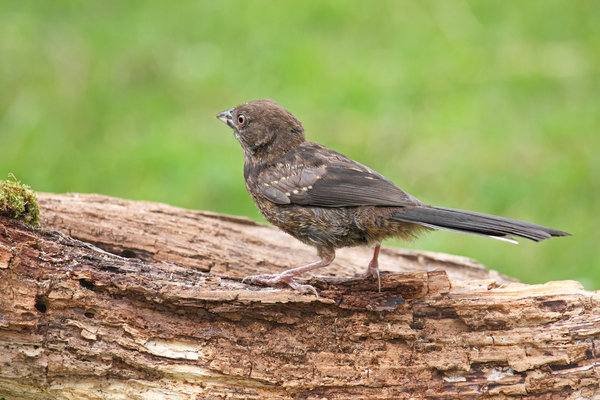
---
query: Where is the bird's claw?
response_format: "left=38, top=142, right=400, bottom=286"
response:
left=354, top=266, right=382, bottom=292
left=242, top=273, right=319, bottom=297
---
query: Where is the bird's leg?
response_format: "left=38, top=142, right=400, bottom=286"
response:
left=243, top=247, right=335, bottom=296
left=355, top=243, right=382, bottom=291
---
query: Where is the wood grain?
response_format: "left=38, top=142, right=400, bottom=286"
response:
left=0, top=193, right=597, bottom=399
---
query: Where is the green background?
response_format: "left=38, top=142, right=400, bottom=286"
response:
left=1, top=1, right=598, bottom=288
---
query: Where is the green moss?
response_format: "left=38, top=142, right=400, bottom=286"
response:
left=0, top=174, right=40, bottom=226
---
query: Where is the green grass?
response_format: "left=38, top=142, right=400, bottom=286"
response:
left=1, top=1, right=598, bottom=288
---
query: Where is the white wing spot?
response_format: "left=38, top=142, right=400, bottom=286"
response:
left=308, top=185, right=313, bottom=189
left=285, top=192, right=291, bottom=196
left=292, top=190, right=299, bottom=194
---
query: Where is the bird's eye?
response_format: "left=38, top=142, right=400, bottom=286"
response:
left=237, top=114, right=247, bottom=126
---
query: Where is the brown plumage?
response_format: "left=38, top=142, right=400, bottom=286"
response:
left=216, top=99, right=570, bottom=295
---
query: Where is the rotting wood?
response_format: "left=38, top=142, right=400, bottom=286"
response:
left=0, top=193, right=597, bottom=400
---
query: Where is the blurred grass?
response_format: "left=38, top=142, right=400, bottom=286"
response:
left=1, top=1, right=598, bottom=288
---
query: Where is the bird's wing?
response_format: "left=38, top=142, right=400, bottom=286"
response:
left=255, top=142, right=421, bottom=207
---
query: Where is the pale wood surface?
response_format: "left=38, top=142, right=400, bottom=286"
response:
left=0, top=193, right=597, bottom=399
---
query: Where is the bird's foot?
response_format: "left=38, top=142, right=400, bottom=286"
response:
left=354, top=243, right=382, bottom=291
left=354, top=262, right=382, bottom=292
left=242, top=273, right=319, bottom=297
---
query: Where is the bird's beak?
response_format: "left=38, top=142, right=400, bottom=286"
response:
left=216, top=108, right=234, bottom=128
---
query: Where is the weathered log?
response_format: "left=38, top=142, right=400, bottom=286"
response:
left=0, top=193, right=598, bottom=399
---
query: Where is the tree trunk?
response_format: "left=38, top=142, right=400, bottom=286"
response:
left=0, top=193, right=598, bottom=399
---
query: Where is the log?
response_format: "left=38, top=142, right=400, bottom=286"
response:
left=0, top=193, right=598, bottom=400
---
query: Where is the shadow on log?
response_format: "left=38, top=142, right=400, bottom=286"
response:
left=0, top=193, right=598, bottom=399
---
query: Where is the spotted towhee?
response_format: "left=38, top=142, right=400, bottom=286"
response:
left=217, top=99, right=570, bottom=295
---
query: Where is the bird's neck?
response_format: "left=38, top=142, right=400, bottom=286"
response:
left=243, top=144, right=303, bottom=181
left=243, top=136, right=304, bottom=169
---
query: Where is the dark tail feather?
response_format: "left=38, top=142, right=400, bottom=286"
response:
left=393, top=206, right=571, bottom=243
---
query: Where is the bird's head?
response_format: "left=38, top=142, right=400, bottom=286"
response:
left=216, top=99, right=305, bottom=165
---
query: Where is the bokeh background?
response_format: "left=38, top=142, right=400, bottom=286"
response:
left=1, top=1, right=598, bottom=288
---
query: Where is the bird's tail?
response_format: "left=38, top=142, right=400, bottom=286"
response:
left=392, top=206, right=571, bottom=243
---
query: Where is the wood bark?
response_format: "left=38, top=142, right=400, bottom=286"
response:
left=0, top=192, right=598, bottom=400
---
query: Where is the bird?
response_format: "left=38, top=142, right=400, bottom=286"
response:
left=216, top=99, right=570, bottom=295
